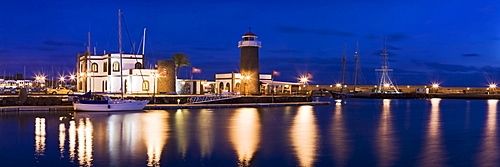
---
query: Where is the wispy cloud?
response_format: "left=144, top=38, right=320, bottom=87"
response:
left=275, top=26, right=356, bottom=37
left=266, top=49, right=304, bottom=54
left=462, top=53, right=480, bottom=57
left=425, top=62, right=477, bottom=73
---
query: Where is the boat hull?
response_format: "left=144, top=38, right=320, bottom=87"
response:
left=73, top=100, right=150, bottom=111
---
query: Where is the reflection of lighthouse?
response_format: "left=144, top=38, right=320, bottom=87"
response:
left=238, top=31, right=261, bottom=95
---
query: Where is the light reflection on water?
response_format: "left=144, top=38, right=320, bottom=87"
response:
left=419, top=98, right=446, bottom=167
left=332, top=100, right=350, bottom=167
left=376, top=99, right=398, bottom=167
left=143, top=110, right=169, bottom=167
left=198, top=109, right=214, bottom=159
left=477, top=100, right=499, bottom=166
left=291, top=105, right=318, bottom=167
left=3, top=98, right=500, bottom=166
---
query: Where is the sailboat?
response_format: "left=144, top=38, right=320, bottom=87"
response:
left=70, top=9, right=150, bottom=111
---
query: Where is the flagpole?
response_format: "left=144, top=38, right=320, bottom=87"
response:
left=272, top=71, right=274, bottom=103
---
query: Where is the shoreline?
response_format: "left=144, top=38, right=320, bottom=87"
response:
left=0, top=101, right=330, bottom=112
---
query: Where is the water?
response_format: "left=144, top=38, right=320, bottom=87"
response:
left=0, top=98, right=499, bottom=167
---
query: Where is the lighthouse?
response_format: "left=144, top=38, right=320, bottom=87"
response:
left=238, top=31, right=261, bottom=95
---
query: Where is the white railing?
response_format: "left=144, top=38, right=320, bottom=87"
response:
left=188, top=92, right=241, bottom=104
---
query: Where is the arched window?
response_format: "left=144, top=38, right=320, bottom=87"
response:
left=135, top=62, right=142, bottom=69
left=226, top=83, right=231, bottom=91
left=142, top=80, right=150, bottom=91
left=235, top=83, right=241, bottom=92
left=91, top=63, right=98, bottom=72
left=113, top=62, right=120, bottom=72
left=103, top=62, right=108, bottom=72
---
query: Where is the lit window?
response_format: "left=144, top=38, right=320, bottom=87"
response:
left=91, top=63, right=98, bottom=72
left=113, top=62, right=120, bottom=72
left=142, top=81, right=150, bottom=91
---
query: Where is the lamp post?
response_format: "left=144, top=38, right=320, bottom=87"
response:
left=151, top=72, right=158, bottom=104
left=432, top=83, right=439, bottom=93
left=299, top=77, right=308, bottom=94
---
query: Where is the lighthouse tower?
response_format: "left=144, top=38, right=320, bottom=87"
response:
left=238, top=31, right=262, bottom=95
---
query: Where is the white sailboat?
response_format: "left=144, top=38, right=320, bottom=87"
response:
left=71, top=9, right=150, bottom=111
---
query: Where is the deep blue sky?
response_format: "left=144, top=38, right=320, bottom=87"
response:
left=0, top=0, right=498, bottom=86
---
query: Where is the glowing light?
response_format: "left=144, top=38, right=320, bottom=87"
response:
left=489, top=84, right=497, bottom=88
left=384, top=84, right=390, bottom=87
left=432, top=84, right=439, bottom=88
left=336, top=84, right=342, bottom=87
left=230, top=108, right=260, bottom=166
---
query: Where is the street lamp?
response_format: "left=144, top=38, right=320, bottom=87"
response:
left=151, top=72, right=159, bottom=104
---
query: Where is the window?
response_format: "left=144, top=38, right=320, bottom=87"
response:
left=113, top=62, right=120, bottom=72
left=91, top=63, right=98, bottom=72
left=103, top=62, right=107, bottom=72
left=142, top=80, right=150, bottom=91
left=135, top=62, right=142, bottom=69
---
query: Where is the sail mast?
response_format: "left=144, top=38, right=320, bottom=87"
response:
left=341, top=41, right=347, bottom=94
left=118, top=9, right=124, bottom=99
left=376, top=37, right=399, bottom=93
left=353, top=40, right=359, bottom=92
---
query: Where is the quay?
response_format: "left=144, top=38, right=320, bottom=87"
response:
left=0, top=101, right=330, bottom=112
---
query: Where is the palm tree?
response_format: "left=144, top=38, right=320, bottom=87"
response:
left=171, top=52, right=191, bottom=79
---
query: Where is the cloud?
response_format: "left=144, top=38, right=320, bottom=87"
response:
left=275, top=25, right=356, bottom=37
left=266, top=49, right=303, bottom=54
left=462, top=53, right=480, bottom=57
left=43, top=40, right=82, bottom=47
left=424, top=62, right=477, bottom=73
left=387, top=45, right=402, bottom=50
left=387, top=33, right=407, bottom=41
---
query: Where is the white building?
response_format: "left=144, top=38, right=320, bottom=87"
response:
left=215, top=73, right=302, bottom=95
left=77, top=53, right=158, bottom=95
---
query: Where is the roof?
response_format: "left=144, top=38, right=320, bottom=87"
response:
left=243, top=31, right=257, bottom=36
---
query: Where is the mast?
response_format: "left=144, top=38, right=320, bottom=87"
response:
left=118, top=9, right=124, bottom=99
left=376, top=37, right=399, bottom=93
left=341, top=41, right=347, bottom=94
left=142, top=28, right=146, bottom=55
left=353, top=40, right=359, bottom=91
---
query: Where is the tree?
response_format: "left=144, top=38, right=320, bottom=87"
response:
left=171, top=52, right=191, bottom=79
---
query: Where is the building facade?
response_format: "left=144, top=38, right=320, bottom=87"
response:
left=77, top=53, right=159, bottom=95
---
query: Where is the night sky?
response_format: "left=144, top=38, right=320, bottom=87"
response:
left=0, top=0, right=498, bottom=87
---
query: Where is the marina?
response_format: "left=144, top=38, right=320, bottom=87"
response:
left=1, top=98, right=498, bottom=166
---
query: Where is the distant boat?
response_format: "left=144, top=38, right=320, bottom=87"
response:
left=71, top=9, right=149, bottom=111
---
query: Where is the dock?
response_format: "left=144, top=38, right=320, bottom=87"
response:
left=0, top=101, right=330, bottom=112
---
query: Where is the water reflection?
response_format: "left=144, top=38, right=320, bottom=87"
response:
left=291, top=105, right=318, bottom=167
left=419, top=98, right=446, bottom=167
left=376, top=99, right=398, bottom=167
left=332, top=101, right=350, bottom=166
left=477, top=100, right=499, bottom=166
left=143, top=110, right=169, bottom=167
left=77, top=118, right=94, bottom=167
left=230, top=108, right=261, bottom=166
left=59, top=123, right=66, bottom=158
left=34, top=117, right=46, bottom=158
left=175, top=109, right=190, bottom=158
left=68, top=120, right=76, bottom=162
left=197, top=109, right=214, bottom=158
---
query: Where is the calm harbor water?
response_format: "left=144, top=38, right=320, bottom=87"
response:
left=0, top=98, right=499, bottom=167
